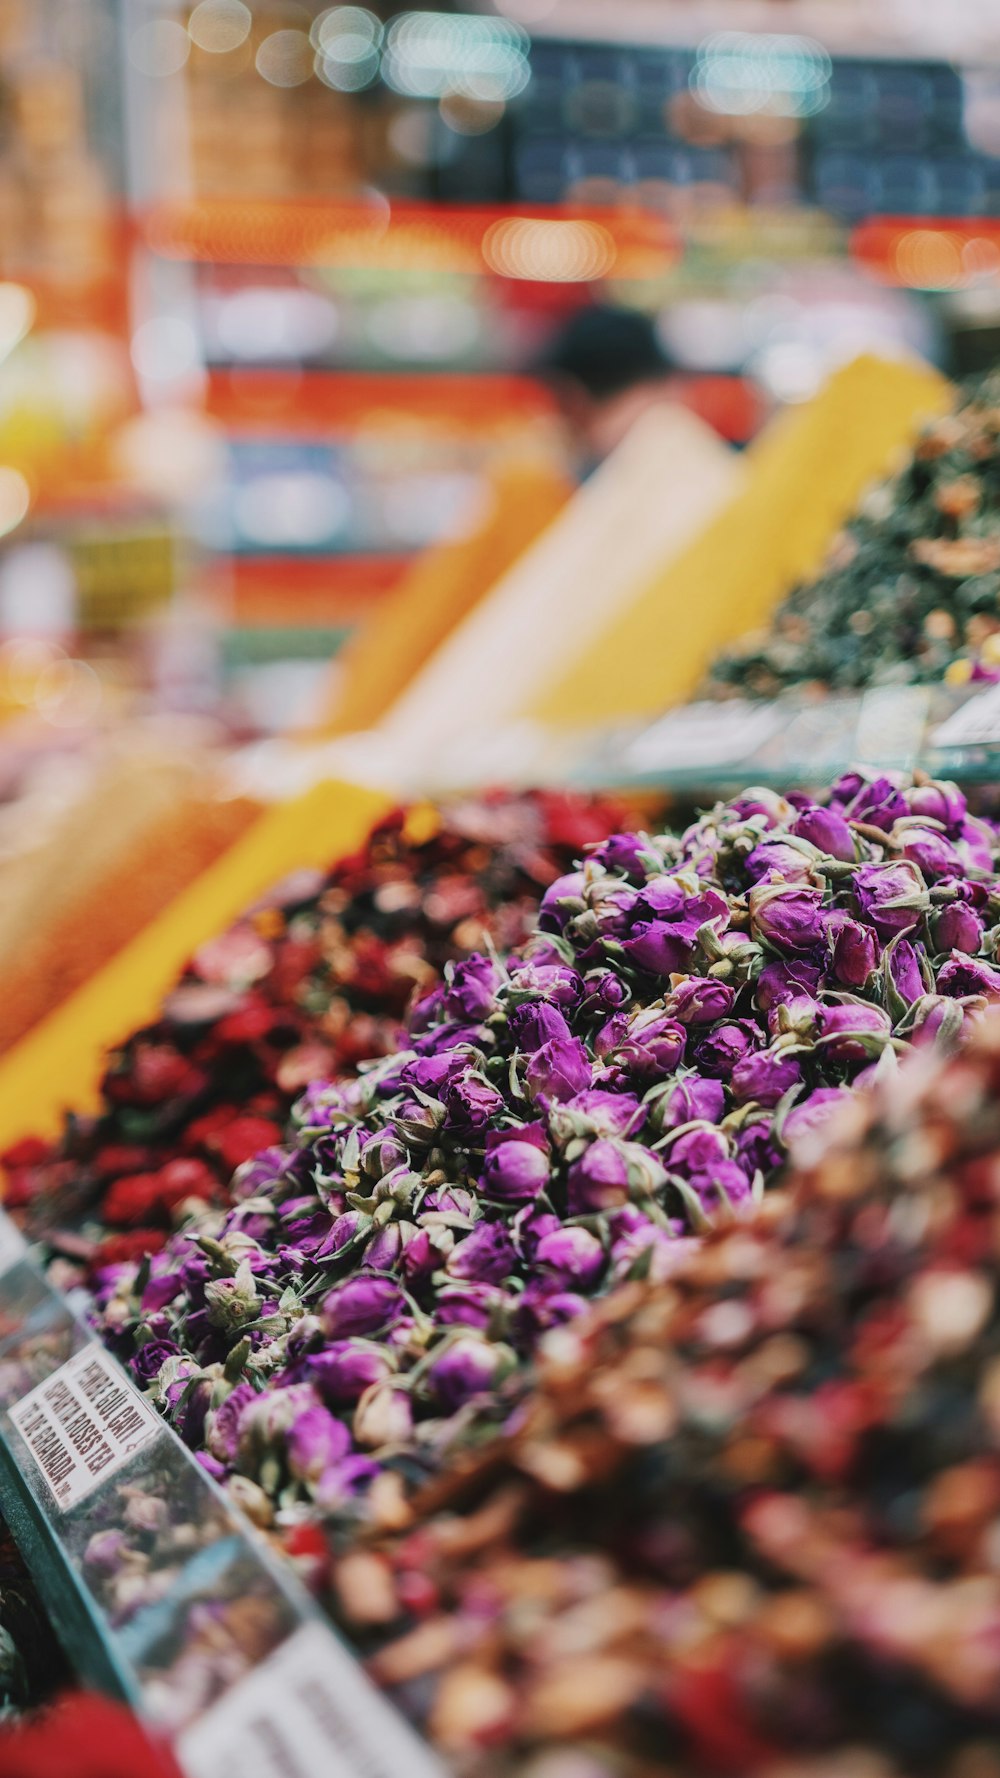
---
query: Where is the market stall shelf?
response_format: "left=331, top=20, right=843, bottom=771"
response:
left=0, top=1208, right=445, bottom=1778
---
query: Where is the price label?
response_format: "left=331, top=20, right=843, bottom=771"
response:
left=625, top=700, right=785, bottom=775
left=9, top=1343, right=161, bottom=1512
left=931, top=684, right=1000, bottom=749
left=0, top=1213, right=26, bottom=1278
left=177, top=1621, right=445, bottom=1778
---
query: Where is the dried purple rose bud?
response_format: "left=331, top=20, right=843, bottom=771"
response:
left=287, top=1404, right=351, bottom=1484
left=446, top=1223, right=517, bottom=1285
left=535, top=1225, right=605, bottom=1289
left=524, top=1036, right=592, bottom=1105
left=933, top=901, right=984, bottom=955
left=793, top=804, right=856, bottom=861
left=853, top=860, right=929, bottom=939
left=481, top=1138, right=550, bottom=1204
left=426, top=1336, right=512, bottom=1410
left=307, top=1341, right=395, bottom=1407
left=828, top=914, right=879, bottom=989
left=750, top=883, right=826, bottom=952
left=322, top=1277, right=405, bottom=1338
left=731, top=1047, right=803, bottom=1107
left=565, top=1139, right=630, bottom=1214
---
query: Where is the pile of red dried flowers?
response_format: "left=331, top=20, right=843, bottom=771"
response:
left=332, top=1010, right=1000, bottom=1778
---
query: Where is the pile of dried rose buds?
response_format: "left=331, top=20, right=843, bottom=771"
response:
left=91, top=769, right=1000, bottom=1530
left=4, top=791, right=631, bottom=1273
left=333, top=1007, right=1000, bottom=1777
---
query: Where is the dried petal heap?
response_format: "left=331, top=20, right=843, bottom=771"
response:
left=339, top=1011, right=1000, bottom=1778
left=93, top=770, right=1000, bottom=1527
left=706, top=375, right=1000, bottom=697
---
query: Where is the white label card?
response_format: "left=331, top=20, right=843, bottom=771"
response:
left=9, top=1343, right=161, bottom=1512
left=931, top=684, right=1000, bottom=749
left=177, top=1620, right=446, bottom=1778
left=0, top=1213, right=26, bottom=1277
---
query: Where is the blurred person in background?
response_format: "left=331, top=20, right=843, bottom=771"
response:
left=315, top=302, right=685, bottom=736
left=536, top=301, right=684, bottom=478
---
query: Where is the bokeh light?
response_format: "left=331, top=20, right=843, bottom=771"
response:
left=482, top=217, right=617, bottom=283
left=383, top=13, right=530, bottom=104
left=692, top=33, right=832, bottom=118
left=188, top=1, right=252, bottom=54
left=256, top=29, right=314, bottom=87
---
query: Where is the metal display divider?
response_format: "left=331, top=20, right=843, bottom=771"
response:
left=0, top=1211, right=445, bottom=1778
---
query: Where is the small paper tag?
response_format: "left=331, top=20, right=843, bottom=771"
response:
left=625, top=701, right=785, bottom=774
left=931, top=683, right=1000, bottom=749
left=0, top=1213, right=27, bottom=1277
left=177, top=1620, right=445, bottom=1778
left=9, top=1343, right=160, bottom=1512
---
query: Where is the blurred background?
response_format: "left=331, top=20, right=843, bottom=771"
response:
left=0, top=0, right=996, bottom=749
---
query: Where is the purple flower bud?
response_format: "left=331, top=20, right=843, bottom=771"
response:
left=853, top=860, right=929, bottom=938
left=508, top=962, right=582, bottom=1006
left=565, top=1138, right=630, bottom=1214
left=781, top=1086, right=851, bottom=1153
left=436, top=1282, right=510, bottom=1329
left=535, top=1225, right=605, bottom=1289
left=958, top=816, right=996, bottom=875
left=447, top=1223, right=517, bottom=1284
left=756, top=959, right=823, bottom=1011
left=613, top=1011, right=687, bottom=1083
left=401, top=1225, right=452, bottom=1281
left=906, top=779, right=966, bottom=833
left=427, top=1337, right=507, bottom=1410
left=669, top=1127, right=729, bottom=1175
left=314, top=1455, right=381, bottom=1510
left=444, top=954, right=500, bottom=1022
left=666, top=976, right=736, bottom=1025
left=307, top=1341, right=394, bottom=1407
left=818, top=1001, right=892, bottom=1063
left=552, top=1089, right=645, bottom=1142
left=444, top=1071, right=505, bottom=1133
left=524, top=1036, right=593, bottom=1105
left=792, top=805, right=856, bottom=861
left=359, top=1129, right=407, bottom=1180
left=735, top=1118, right=782, bottom=1178
left=364, top=1222, right=415, bottom=1273
left=621, top=919, right=700, bottom=977
left=896, top=823, right=963, bottom=881
left=884, top=936, right=927, bottom=1008
left=517, top=1282, right=591, bottom=1338
left=129, top=1339, right=180, bottom=1385
left=205, top=1382, right=258, bottom=1465
left=538, top=871, right=587, bottom=932
left=84, top=1530, right=128, bottom=1575
left=731, top=1048, right=803, bottom=1107
left=481, top=1138, right=550, bottom=1204
left=750, top=883, right=825, bottom=952
left=508, top=1000, right=572, bottom=1051
left=838, top=773, right=908, bottom=832
left=745, top=840, right=817, bottom=883
left=828, top=914, right=879, bottom=989
left=656, top=1074, right=726, bottom=1129
left=402, top=1052, right=466, bottom=1095
left=581, top=969, right=630, bottom=1012
left=694, top=1020, right=762, bottom=1077
left=589, top=833, right=654, bottom=879
left=933, top=902, right=984, bottom=954
left=936, top=955, right=1000, bottom=999
left=287, top=1405, right=350, bottom=1484
left=322, top=1277, right=404, bottom=1338
left=510, top=1204, right=561, bottom=1260
left=690, top=1161, right=753, bottom=1217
